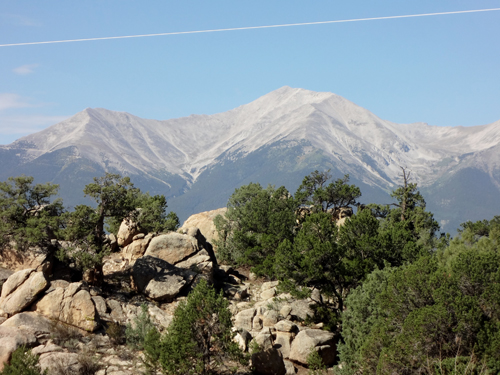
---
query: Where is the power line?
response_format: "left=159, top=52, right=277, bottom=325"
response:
left=1, top=8, right=499, bottom=48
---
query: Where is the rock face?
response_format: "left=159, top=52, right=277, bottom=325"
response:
left=132, top=256, right=196, bottom=301
left=0, top=269, right=48, bottom=315
left=288, top=329, right=336, bottom=365
left=2, top=312, right=54, bottom=341
left=180, top=208, right=227, bottom=245
left=34, top=282, right=98, bottom=332
left=144, top=233, right=199, bottom=264
left=0, top=244, right=51, bottom=273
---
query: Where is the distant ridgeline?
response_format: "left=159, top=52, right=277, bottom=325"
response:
left=1, top=86, right=499, bottom=231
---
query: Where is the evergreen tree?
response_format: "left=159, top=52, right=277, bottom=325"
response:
left=144, top=279, right=244, bottom=375
left=0, top=176, right=64, bottom=251
left=214, top=183, right=296, bottom=276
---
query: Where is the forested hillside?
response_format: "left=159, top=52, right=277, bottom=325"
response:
left=0, top=170, right=498, bottom=374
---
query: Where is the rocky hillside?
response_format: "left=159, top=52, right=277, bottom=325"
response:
left=1, top=86, right=499, bottom=231
left=0, top=209, right=332, bottom=375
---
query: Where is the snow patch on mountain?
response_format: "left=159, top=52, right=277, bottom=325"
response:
left=6, top=86, right=500, bottom=189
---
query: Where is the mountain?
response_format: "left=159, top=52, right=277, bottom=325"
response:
left=1, top=86, right=499, bottom=232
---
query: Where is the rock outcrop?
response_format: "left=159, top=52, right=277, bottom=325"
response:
left=0, top=269, right=48, bottom=315
left=144, top=232, right=199, bottom=264
left=34, top=282, right=98, bottom=332
left=132, top=256, right=196, bottom=301
left=180, top=208, right=227, bottom=245
left=289, top=329, right=336, bottom=365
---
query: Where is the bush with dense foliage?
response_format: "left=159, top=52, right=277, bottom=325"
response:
left=0, top=176, right=63, bottom=250
left=338, top=218, right=500, bottom=374
left=0, top=346, right=46, bottom=375
left=144, top=279, right=244, bottom=375
left=214, top=183, right=296, bottom=276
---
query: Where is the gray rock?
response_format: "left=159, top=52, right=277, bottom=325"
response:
left=145, top=233, right=199, bottom=264
left=39, top=352, right=80, bottom=374
left=262, top=310, right=279, bottom=327
left=252, top=315, right=263, bottom=331
left=92, top=296, right=107, bottom=318
left=132, top=256, right=196, bottom=301
left=288, top=329, right=336, bottom=365
left=117, top=216, right=140, bottom=247
left=0, top=270, right=48, bottom=315
left=234, top=308, right=256, bottom=332
left=107, top=299, right=126, bottom=322
left=289, top=300, right=314, bottom=321
left=148, top=305, right=173, bottom=328
left=1, top=312, right=54, bottom=341
left=34, top=282, right=98, bottom=332
left=284, top=360, right=296, bottom=375
left=251, top=328, right=274, bottom=351
left=275, top=320, right=298, bottom=333
left=275, top=331, right=294, bottom=359
left=260, top=287, right=276, bottom=300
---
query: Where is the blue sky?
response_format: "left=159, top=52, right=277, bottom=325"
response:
left=1, top=0, right=499, bottom=145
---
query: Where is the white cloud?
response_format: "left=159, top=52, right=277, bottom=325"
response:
left=13, top=64, right=38, bottom=75
left=0, top=114, right=68, bottom=134
left=0, top=114, right=69, bottom=144
left=0, top=93, right=32, bottom=112
left=2, top=14, right=41, bottom=27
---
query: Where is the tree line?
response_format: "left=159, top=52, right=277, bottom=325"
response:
left=1, top=169, right=499, bottom=373
left=213, top=169, right=500, bottom=373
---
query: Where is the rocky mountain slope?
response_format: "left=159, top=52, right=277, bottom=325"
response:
left=1, top=86, right=499, bottom=231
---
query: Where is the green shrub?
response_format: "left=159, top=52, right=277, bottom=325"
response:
left=0, top=346, right=47, bottom=375
left=338, top=235, right=500, bottom=374
left=307, top=350, right=327, bottom=375
left=144, top=279, right=244, bottom=375
left=106, top=321, right=125, bottom=346
left=125, top=304, right=156, bottom=350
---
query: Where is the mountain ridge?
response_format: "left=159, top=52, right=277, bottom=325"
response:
left=1, top=86, right=499, bottom=230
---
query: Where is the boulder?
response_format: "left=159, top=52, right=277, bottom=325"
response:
left=34, top=282, right=98, bottom=332
left=289, top=300, right=314, bottom=321
left=251, top=328, right=274, bottom=351
left=117, top=216, right=141, bottom=247
left=251, top=348, right=286, bottom=375
left=261, top=287, right=276, bottom=300
left=275, top=320, right=298, bottom=333
left=144, top=233, right=199, bottom=264
left=275, top=331, right=294, bottom=359
left=92, top=296, right=107, bottom=318
left=148, top=305, right=173, bottom=328
left=132, top=256, right=196, bottom=301
left=288, top=329, right=336, bottom=365
left=122, top=237, right=151, bottom=265
left=180, top=208, right=227, bottom=245
left=176, top=250, right=214, bottom=282
left=262, top=310, right=279, bottom=327
left=0, top=269, right=48, bottom=315
left=39, top=352, right=81, bottom=374
left=1, top=312, right=54, bottom=342
left=234, top=308, right=256, bottom=332
left=0, top=326, right=37, bottom=370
